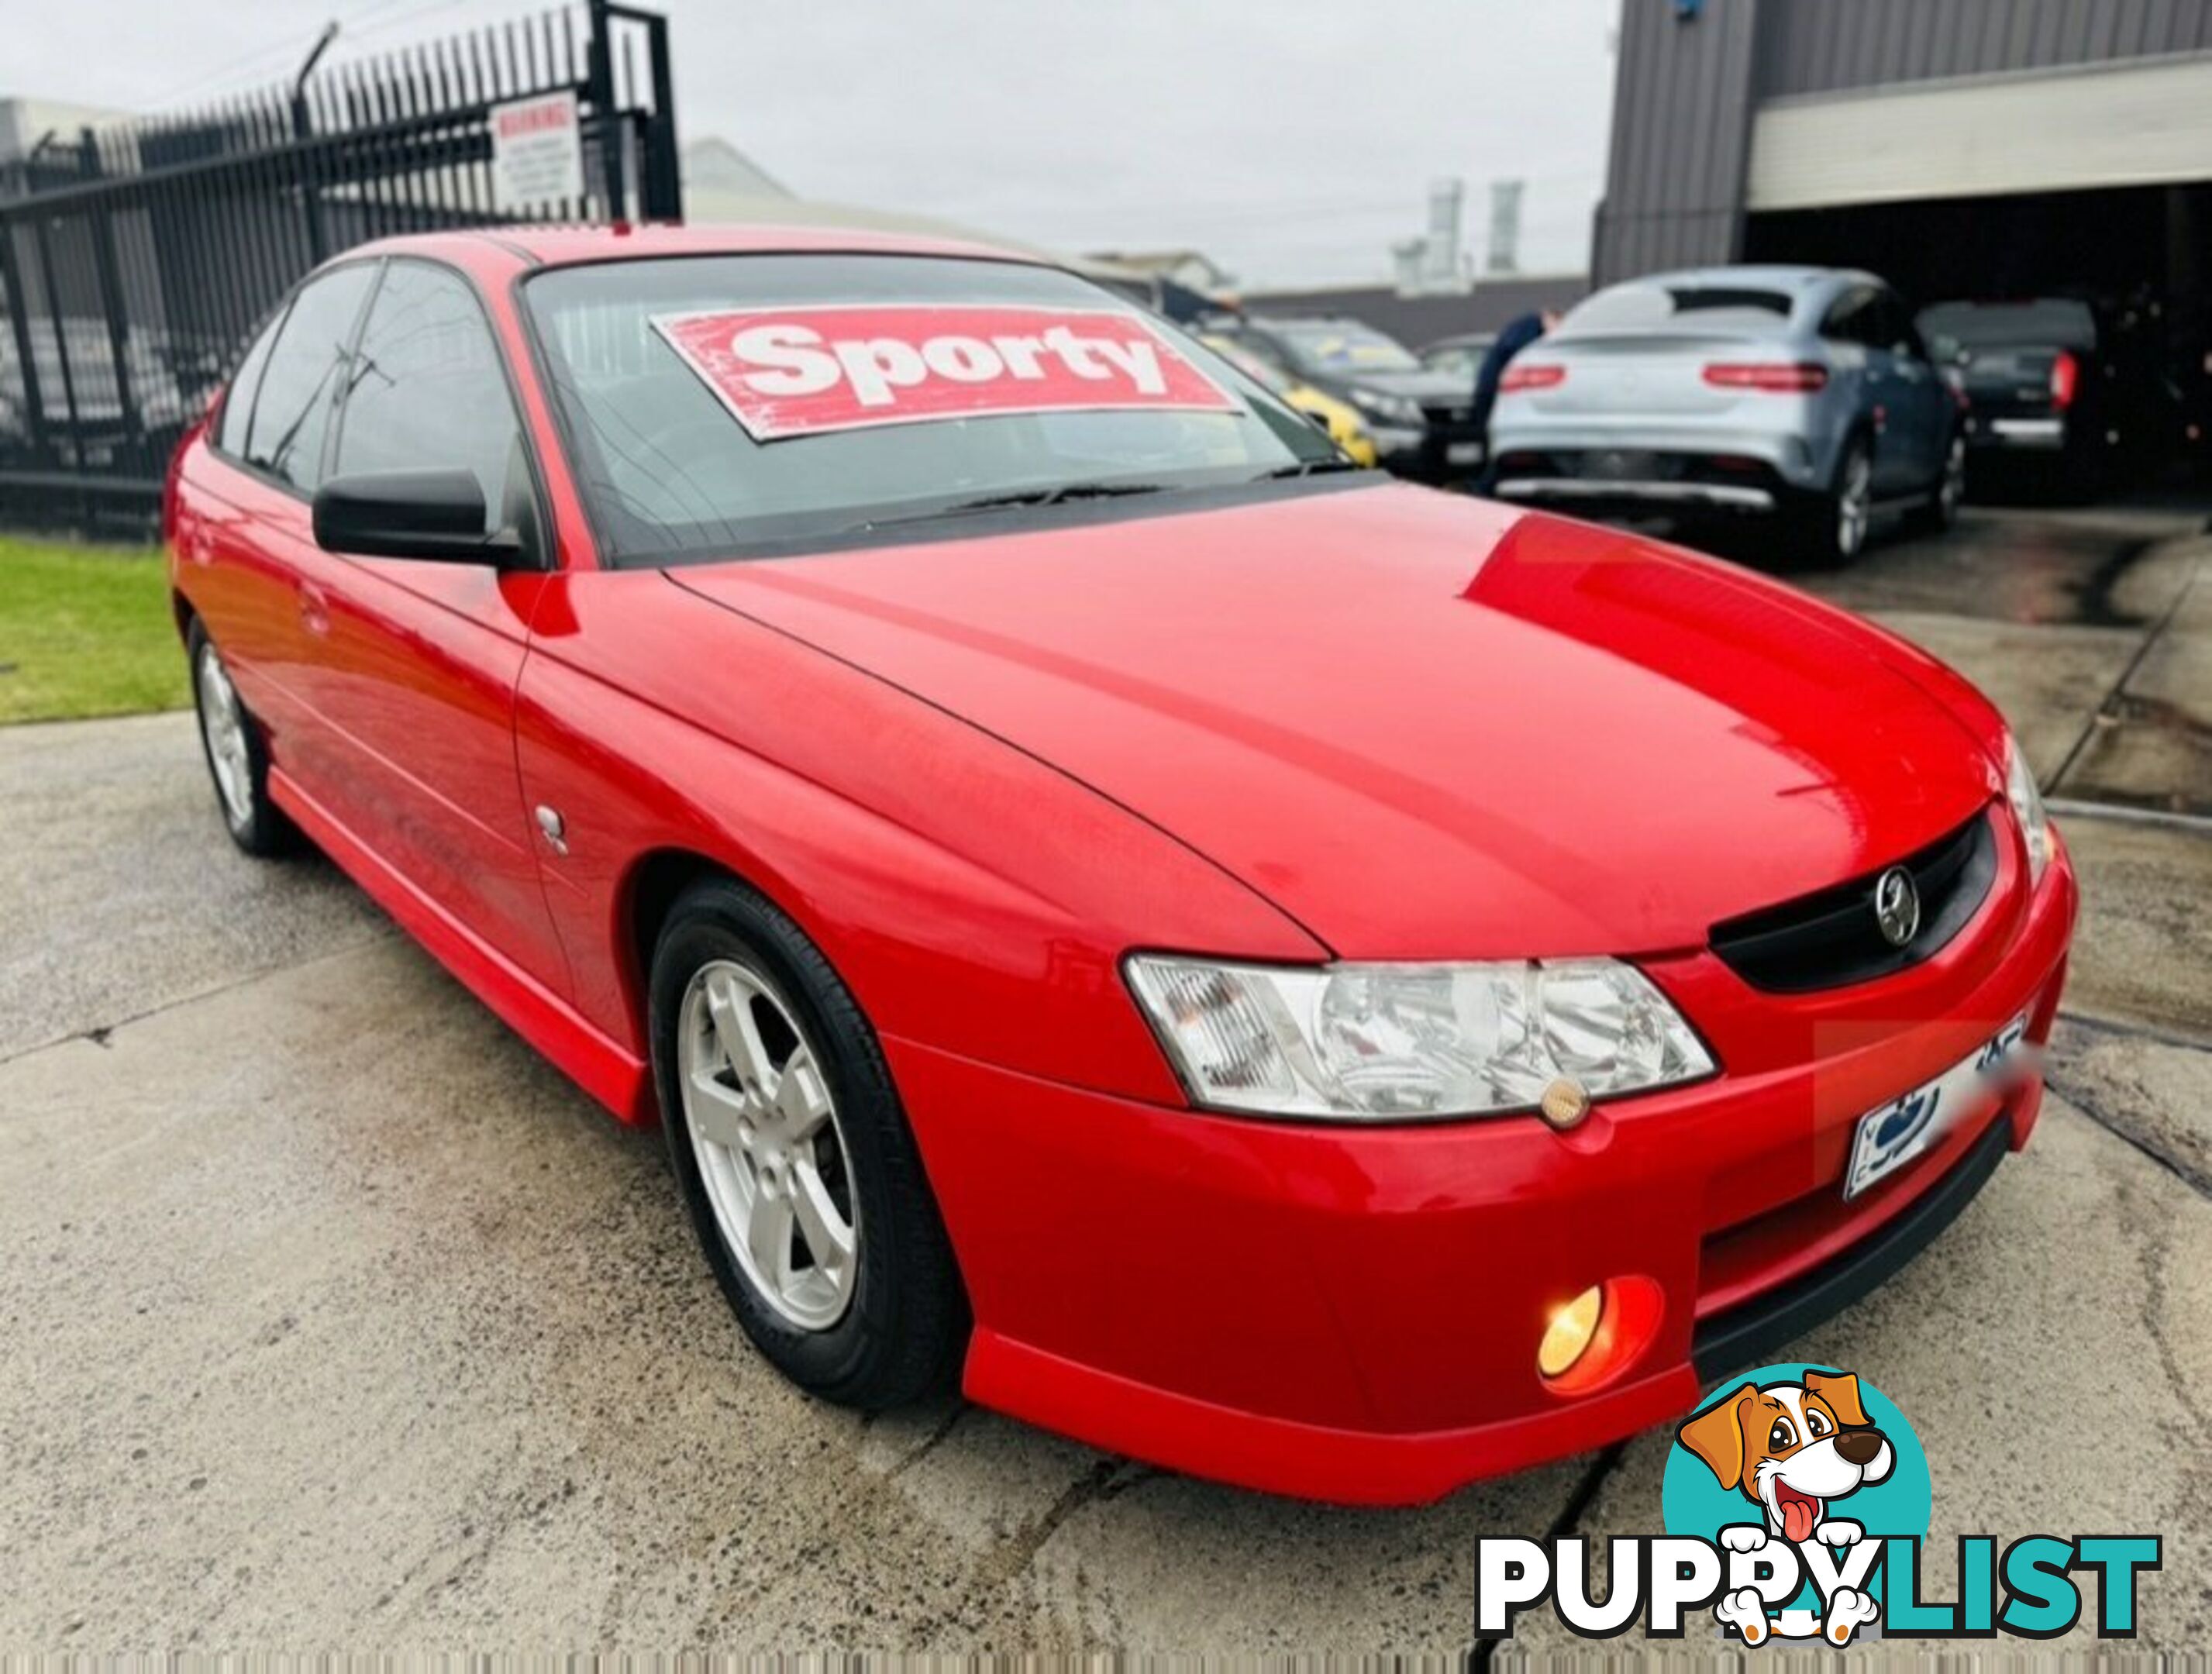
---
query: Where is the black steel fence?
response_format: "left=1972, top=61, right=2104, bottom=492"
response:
left=0, top=0, right=680, bottom=536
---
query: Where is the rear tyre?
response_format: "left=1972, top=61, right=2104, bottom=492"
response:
left=1906, top=434, right=1966, bottom=535
left=188, top=621, right=295, bottom=857
left=650, top=877, right=967, bottom=1409
left=1782, top=437, right=1873, bottom=567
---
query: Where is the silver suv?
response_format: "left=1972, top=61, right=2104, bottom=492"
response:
left=1487, top=266, right=1964, bottom=563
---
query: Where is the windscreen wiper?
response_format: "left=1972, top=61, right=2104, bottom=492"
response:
left=946, top=480, right=1168, bottom=512
left=855, top=480, right=1166, bottom=532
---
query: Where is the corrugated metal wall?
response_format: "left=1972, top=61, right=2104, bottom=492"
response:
left=1759, top=0, right=2212, bottom=99
left=1596, top=0, right=2212, bottom=283
left=1591, top=0, right=1765, bottom=283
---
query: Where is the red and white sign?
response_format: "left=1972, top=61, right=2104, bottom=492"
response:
left=490, top=91, right=584, bottom=214
left=649, top=305, right=1241, bottom=440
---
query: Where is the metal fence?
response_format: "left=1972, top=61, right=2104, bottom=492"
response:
left=0, top=0, right=680, bottom=536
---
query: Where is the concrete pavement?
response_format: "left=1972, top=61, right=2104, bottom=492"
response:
left=2, top=505, right=2207, bottom=1652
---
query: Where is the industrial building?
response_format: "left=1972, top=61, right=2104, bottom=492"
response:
left=1596, top=0, right=2210, bottom=343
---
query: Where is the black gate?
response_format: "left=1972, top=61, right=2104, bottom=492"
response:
left=0, top=0, right=680, bottom=536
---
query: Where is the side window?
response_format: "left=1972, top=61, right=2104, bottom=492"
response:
left=1878, top=291, right=1926, bottom=360
left=244, top=264, right=376, bottom=491
left=1821, top=288, right=1878, bottom=349
left=215, top=308, right=285, bottom=458
left=332, top=262, right=523, bottom=536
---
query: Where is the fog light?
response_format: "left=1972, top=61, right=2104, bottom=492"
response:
left=1538, top=1285, right=1604, bottom=1378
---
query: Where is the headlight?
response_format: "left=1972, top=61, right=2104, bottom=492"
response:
left=1347, top=388, right=1422, bottom=425
left=1124, top=956, right=1714, bottom=1121
left=2004, top=735, right=2052, bottom=887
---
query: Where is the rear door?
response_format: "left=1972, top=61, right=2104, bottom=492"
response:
left=307, top=257, right=570, bottom=996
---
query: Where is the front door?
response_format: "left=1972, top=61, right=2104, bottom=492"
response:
left=298, top=257, right=570, bottom=997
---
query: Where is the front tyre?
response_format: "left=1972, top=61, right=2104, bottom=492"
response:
left=650, top=877, right=967, bottom=1408
left=188, top=621, right=295, bottom=857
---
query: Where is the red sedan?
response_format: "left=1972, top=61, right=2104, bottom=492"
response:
left=167, top=226, right=2076, bottom=1504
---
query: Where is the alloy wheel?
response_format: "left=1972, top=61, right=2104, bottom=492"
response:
left=678, top=958, right=860, bottom=1331
left=1837, top=450, right=1873, bottom=556
left=196, top=642, right=255, bottom=829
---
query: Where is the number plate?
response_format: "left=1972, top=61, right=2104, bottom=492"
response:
left=1446, top=442, right=1485, bottom=466
left=1843, top=1014, right=2029, bottom=1200
left=1584, top=449, right=1659, bottom=481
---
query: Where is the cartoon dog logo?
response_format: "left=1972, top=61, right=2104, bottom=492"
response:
left=1676, top=1369, right=1897, bottom=1644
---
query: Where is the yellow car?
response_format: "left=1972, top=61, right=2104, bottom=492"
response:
left=1199, top=333, right=1378, bottom=467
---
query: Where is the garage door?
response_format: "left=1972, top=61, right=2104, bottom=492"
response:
left=1748, top=53, right=2212, bottom=212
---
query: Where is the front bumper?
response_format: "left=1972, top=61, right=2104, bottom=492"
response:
left=891, top=830, right=2076, bottom=1504
left=1370, top=422, right=1486, bottom=482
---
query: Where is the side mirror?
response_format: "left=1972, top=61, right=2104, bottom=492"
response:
left=312, top=470, right=523, bottom=565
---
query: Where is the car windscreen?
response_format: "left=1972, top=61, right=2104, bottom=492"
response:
left=521, top=254, right=1335, bottom=563
left=1559, top=282, right=1795, bottom=336
left=1917, top=299, right=2097, bottom=353
left=1264, top=321, right=1423, bottom=376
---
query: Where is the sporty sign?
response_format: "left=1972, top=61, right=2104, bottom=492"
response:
left=165, top=226, right=2076, bottom=1507
left=651, top=303, right=1240, bottom=439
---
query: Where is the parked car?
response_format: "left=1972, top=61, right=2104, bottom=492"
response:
left=1198, top=331, right=1377, bottom=467
left=1918, top=297, right=2134, bottom=496
left=1208, top=314, right=1485, bottom=481
left=1488, top=266, right=1965, bottom=563
left=168, top=226, right=2073, bottom=1504
left=1418, top=330, right=1496, bottom=384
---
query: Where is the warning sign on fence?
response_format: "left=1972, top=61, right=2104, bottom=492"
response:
left=490, top=90, right=585, bottom=214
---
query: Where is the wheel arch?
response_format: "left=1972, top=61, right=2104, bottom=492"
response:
left=622, top=846, right=743, bottom=1048
left=1840, top=412, right=1880, bottom=477
left=618, top=843, right=853, bottom=1065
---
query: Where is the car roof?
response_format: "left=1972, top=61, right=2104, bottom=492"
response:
left=1621, top=264, right=1876, bottom=293
left=340, top=220, right=1051, bottom=272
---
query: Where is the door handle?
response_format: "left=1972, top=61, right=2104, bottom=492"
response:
left=299, top=580, right=332, bottom=638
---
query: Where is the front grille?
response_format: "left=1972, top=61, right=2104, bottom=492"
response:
left=1420, top=402, right=1477, bottom=429
left=1709, top=808, right=1997, bottom=994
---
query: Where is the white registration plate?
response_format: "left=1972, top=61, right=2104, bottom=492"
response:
left=1843, top=1014, right=2029, bottom=1200
left=1446, top=442, right=1486, bottom=466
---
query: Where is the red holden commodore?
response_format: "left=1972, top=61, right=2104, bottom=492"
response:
left=167, top=226, right=2076, bottom=1504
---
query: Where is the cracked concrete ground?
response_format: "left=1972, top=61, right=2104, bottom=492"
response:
left=2, top=505, right=2207, bottom=1653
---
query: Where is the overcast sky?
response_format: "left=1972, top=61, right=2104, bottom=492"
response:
left=11, top=0, right=1620, bottom=288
